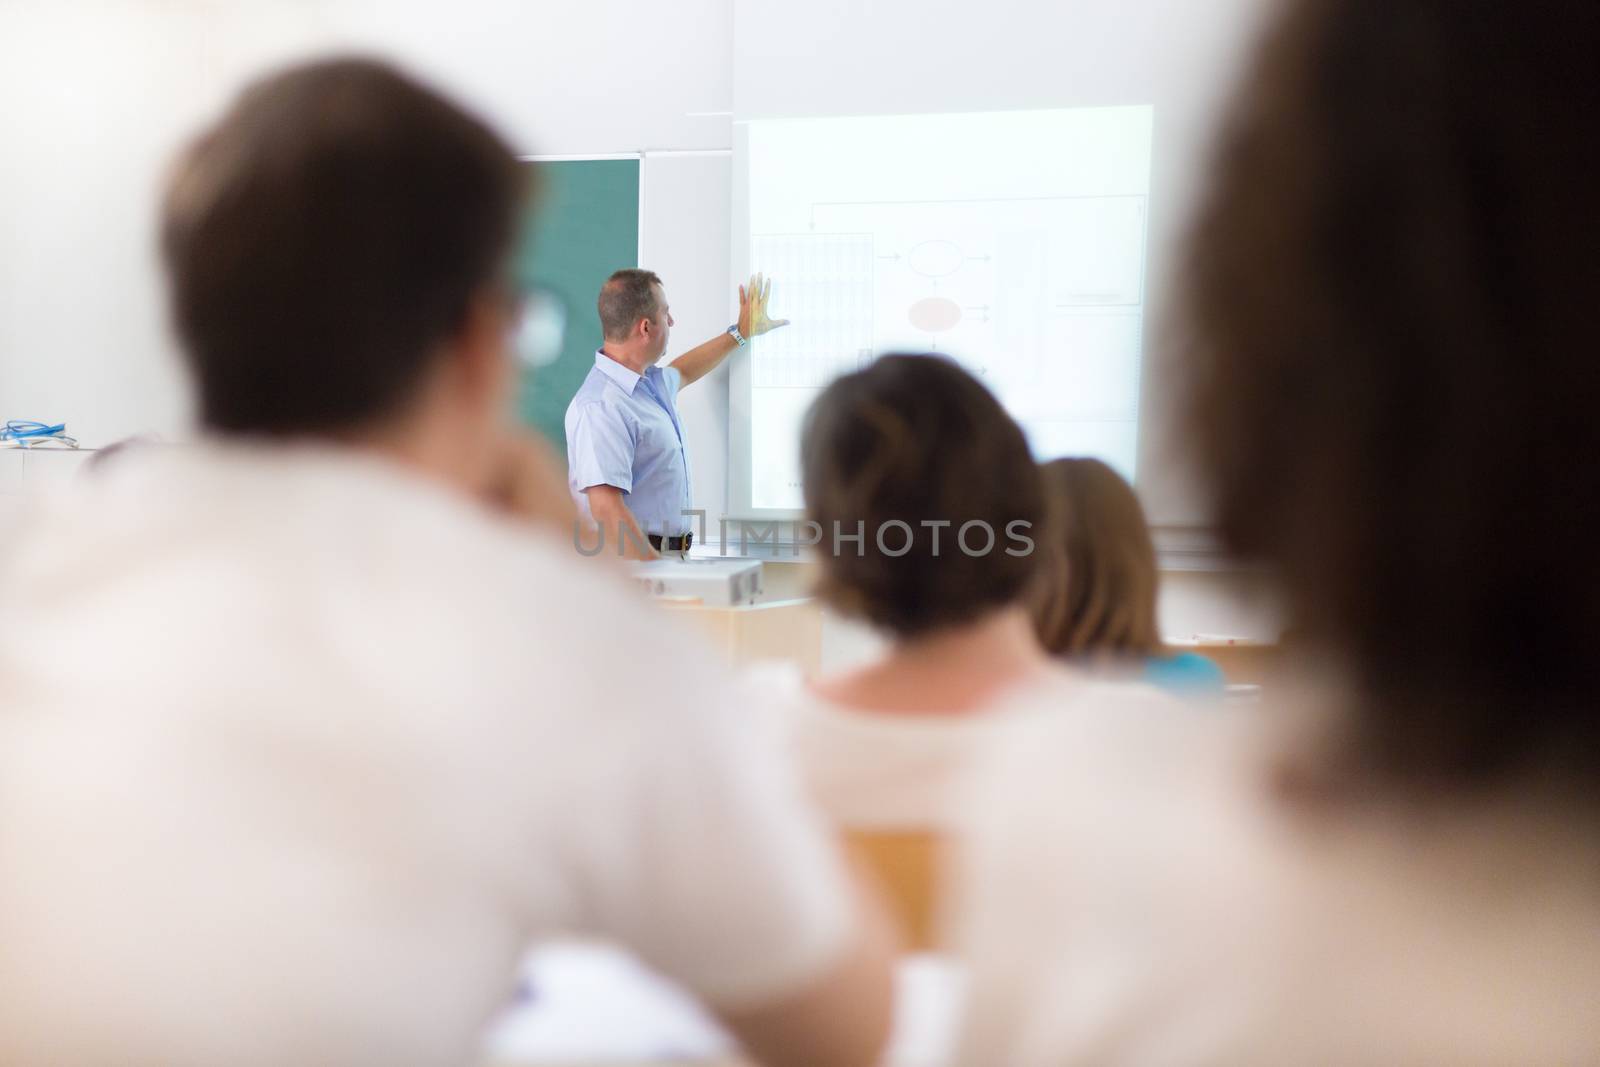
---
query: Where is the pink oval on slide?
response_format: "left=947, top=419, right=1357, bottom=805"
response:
left=907, top=296, right=963, bottom=334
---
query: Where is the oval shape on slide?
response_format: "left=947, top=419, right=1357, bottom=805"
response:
left=907, top=296, right=963, bottom=334
left=908, top=240, right=965, bottom=277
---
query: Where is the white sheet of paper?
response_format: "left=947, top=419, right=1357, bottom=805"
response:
left=481, top=942, right=965, bottom=1066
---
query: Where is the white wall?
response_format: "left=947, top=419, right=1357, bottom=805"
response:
left=0, top=0, right=734, bottom=447
left=642, top=153, right=735, bottom=539
left=1, top=2, right=207, bottom=446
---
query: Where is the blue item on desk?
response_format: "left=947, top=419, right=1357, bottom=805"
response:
left=1143, top=650, right=1227, bottom=696
left=3, top=420, right=78, bottom=448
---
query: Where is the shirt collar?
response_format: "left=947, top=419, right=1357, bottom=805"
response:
left=594, top=349, right=644, bottom=395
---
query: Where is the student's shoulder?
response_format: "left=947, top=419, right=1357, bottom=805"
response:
left=412, top=516, right=742, bottom=736
left=956, top=678, right=1263, bottom=949
left=1004, top=664, right=1187, bottom=725
left=469, top=516, right=734, bottom=680
left=432, top=509, right=626, bottom=613
left=304, top=460, right=595, bottom=609
left=979, top=674, right=1234, bottom=822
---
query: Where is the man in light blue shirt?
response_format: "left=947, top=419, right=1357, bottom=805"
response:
left=566, top=269, right=787, bottom=557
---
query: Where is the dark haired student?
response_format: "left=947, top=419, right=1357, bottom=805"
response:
left=753, top=354, right=1178, bottom=831
left=0, top=59, right=892, bottom=1067
left=565, top=269, right=789, bottom=558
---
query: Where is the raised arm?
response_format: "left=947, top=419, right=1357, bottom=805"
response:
left=672, top=273, right=791, bottom=387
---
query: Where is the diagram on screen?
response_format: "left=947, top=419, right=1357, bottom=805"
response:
left=743, top=106, right=1154, bottom=510
left=888, top=237, right=989, bottom=342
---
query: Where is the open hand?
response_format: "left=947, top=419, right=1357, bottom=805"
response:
left=738, top=273, right=791, bottom=338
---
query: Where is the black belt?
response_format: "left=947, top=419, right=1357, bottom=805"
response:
left=647, top=532, right=693, bottom=552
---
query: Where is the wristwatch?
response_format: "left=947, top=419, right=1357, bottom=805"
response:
left=727, top=324, right=748, bottom=347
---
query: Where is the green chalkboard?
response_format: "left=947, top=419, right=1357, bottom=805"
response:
left=513, top=158, right=640, bottom=453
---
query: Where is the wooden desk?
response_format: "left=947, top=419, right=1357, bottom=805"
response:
left=658, top=597, right=823, bottom=675
left=1168, top=638, right=1280, bottom=687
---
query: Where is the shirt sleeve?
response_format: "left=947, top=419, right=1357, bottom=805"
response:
left=566, top=400, right=635, bottom=494
left=564, top=640, right=856, bottom=1010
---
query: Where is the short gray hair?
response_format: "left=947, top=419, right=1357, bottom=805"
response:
left=597, top=269, right=662, bottom=341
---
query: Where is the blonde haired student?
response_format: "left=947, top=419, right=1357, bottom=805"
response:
left=1030, top=457, right=1224, bottom=696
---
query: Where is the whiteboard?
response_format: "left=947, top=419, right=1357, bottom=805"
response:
left=735, top=106, right=1154, bottom=514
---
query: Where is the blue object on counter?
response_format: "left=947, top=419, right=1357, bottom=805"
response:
left=3, top=420, right=78, bottom=447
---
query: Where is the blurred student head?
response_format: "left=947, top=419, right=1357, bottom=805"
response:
left=1180, top=0, right=1600, bottom=790
left=1030, top=457, right=1160, bottom=660
left=160, top=57, right=530, bottom=494
left=801, top=354, right=1045, bottom=639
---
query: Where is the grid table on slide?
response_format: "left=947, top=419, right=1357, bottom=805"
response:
left=750, top=233, right=875, bottom=388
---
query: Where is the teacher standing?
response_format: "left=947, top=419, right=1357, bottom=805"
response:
left=566, top=269, right=788, bottom=558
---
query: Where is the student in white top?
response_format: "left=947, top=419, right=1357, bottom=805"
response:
left=760, top=354, right=1159, bottom=830
left=951, top=1, right=1600, bottom=1062
left=0, top=58, right=892, bottom=1067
